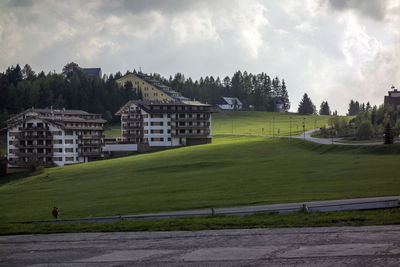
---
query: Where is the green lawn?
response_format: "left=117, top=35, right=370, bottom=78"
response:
left=1, top=135, right=400, bottom=223
left=104, top=125, right=121, bottom=137
left=212, top=111, right=332, bottom=136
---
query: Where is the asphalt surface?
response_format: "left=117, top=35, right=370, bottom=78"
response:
left=1, top=225, right=400, bottom=266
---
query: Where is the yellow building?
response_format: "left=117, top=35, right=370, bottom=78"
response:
left=117, top=73, right=185, bottom=102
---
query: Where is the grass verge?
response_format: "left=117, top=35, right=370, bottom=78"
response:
left=1, top=208, right=399, bottom=235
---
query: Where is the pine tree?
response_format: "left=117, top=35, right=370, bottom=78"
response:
left=298, top=93, right=316, bottom=115
left=384, top=123, right=394, bottom=144
left=319, top=101, right=331, bottom=115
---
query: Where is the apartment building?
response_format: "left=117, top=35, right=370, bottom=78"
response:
left=115, top=100, right=213, bottom=148
left=6, top=108, right=106, bottom=172
left=117, top=72, right=187, bottom=102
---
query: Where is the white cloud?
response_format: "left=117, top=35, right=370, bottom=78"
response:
left=295, top=22, right=318, bottom=33
left=171, top=12, right=220, bottom=43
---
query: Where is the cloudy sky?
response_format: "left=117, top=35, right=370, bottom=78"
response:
left=0, top=0, right=399, bottom=114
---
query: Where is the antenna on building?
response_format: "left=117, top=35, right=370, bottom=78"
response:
left=139, top=66, right=142, bottom=73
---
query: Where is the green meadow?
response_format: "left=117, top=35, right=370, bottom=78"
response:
left=1, top=135, right=400, bottom=223
left=212, top=111, right=331, bottom=135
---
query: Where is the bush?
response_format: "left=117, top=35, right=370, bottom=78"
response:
left=357, top=120, right=373, bottom=139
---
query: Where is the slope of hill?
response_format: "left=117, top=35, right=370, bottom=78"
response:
left=210, top=111, right=331, bottom=136
left=1, top=135, right=399, bottom=222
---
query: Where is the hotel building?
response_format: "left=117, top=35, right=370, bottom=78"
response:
left=6, top=108, right=106, bottom=172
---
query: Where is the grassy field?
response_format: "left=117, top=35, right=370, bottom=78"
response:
left=104, top=125, right=121, bottom=137
left=1, top=135, right=400, bottom=223
left=212, top=111, right=331, bottom=135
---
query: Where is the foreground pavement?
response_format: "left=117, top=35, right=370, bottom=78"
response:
left=1, top=225, right=400, bottom=266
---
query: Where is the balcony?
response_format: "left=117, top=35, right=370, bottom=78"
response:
left=15, top=143, right=53, bottom=148
left=18, top=134, right=52, bottom=140
left=171, top=117, right=210, bottom=121
left=171, top=125, right=210, bottom=130
left=172, top=131, right=210, bottom=137
left=15, top=151, right=53, bottom=157
left=79, top=134, right=105, bottom=140
left=19, top=126, right=50, bottom=131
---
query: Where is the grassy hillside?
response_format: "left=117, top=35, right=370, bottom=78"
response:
left=1, top=135, right=400, bottom=222
left=212, top=111, right=332, bottom=135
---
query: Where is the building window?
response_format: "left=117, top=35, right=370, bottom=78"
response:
left=65, top=157, right=74, bottom=161
left=151, top=137, right=164, bottom=141
left=65, top=130, right=73, bottom=135
left=65, top=148, right=73, bottom=153
left=65, top=139, right=73, bottom=144
left=150, top=129, right=164, bottom=134
left=150, top=114, right=163, bottom=118
left=150, top=121, right=164, bottom=126
left=168, top=137, right=171, bottom=141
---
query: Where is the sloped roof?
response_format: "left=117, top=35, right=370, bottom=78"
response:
left=222, top=97, right=243, bottom=106
left=82, top=68, right=102, bottom=77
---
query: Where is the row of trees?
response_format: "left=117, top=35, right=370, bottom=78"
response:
left=297, top=94, right=335, bottom=115
left=0, top=63, right=291, bottom=127
left=347, top=100, right=372, bottom=116
left=0, top=63, right=138, bottom=127
left=161, top=71, right=290, bottom=112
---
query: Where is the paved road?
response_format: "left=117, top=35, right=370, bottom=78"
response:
left=1, top=225, right=400, bottom=266
left=28, top=196, right=400, bottom=224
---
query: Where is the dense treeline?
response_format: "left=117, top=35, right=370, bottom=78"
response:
left=162, top=71, right=290, bottom=112
left=0, top=63, right=290, bottom=127
left=347, top=100, right=372, bottom=116
left=0, top=63, right=138, bottom=126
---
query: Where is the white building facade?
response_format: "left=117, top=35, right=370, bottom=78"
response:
left=116, top=100, right=213, bottom=148
left=6, top=109, right=105, bottom=172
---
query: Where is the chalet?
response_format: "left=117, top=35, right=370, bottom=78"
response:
left=218, top=97, right=243, bottom=110
left=81, top=68, right=102, bottom=79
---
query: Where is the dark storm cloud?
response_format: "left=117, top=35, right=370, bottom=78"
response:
left=95, top=0, right=217, bottom=16
left=326, top=0, right=389, bottom=20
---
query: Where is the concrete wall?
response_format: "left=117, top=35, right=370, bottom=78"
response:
left=103, top=144, right=137, bottom=152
